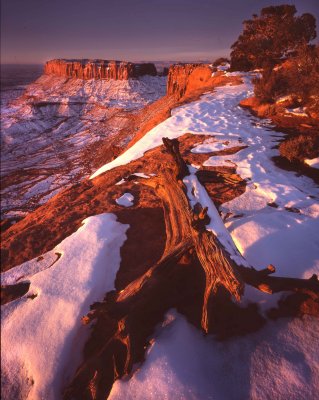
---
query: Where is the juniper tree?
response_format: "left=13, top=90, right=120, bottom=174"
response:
left=230, top=4, right=316, bottom=71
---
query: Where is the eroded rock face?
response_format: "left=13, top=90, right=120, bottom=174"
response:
left=167, top=64, right=213, bottom=98
left=1, top=69, right=167, bottom=218
left=44, top=59, right=158, bottom=80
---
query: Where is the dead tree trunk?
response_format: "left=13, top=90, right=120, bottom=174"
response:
left=161, top=137, right=244, bottom=331
left=64, top=137, right=319, bottom=400
left=160, top=138, right=318, bottom=299
left=119, top=138, right=244, bottom=331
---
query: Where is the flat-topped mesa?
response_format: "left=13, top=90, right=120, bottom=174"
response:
left=44, top=59, right=158, bottom=80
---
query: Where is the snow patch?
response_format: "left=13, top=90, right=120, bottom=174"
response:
left=132, top=172, right=151, bottom=179
left=1, top=74, right=167, bottom=215
left=1, top=214, right=128, bottom=400
left=183, top=165, right=247, bottom=266
left=191, top=138, right=242, bottom=153
left=217, top=62, right=230, bottom=71
left=109, top=310, right=319, bottom=400
left=285, top=107, right=308, bottom=117
left=304, top=157, right=319, bottom=170
left=90, top=82, right=252, bottom=178
left=116, top=193, right=134, bottom=207
left=101, top=74, right=319, bottom=398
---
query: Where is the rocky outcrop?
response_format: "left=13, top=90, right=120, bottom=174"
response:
left=44, top=59, right=157, bottom=80
left=167, top=64, right=214, bottom=98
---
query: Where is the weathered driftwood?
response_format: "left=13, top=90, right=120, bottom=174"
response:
left=237, top=265, right=319, bottom=294
left=161, top=137, right=245, bottom=331
left=160, top=138, right=319, bottom=297
left=116, top=137, right=245, bottom=331
left=64, top=137, right=318, bottom=400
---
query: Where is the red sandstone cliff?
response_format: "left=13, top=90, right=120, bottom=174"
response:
left=44, top=59, right=158, bottom=80
left=167, top=64, right=213, bottom=98
left=166, top=63, right=240, bottom=101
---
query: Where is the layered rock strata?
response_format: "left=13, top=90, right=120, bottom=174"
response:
left=44, top=59, right=158, bottom=80
left=167, top=63, right=214, bottom=98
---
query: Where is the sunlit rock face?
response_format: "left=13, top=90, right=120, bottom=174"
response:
left=167, top=63, right=213, bottom=98
left=44, top=59, right=158, bottom=80
left=1, top=62, right=224, bottom=220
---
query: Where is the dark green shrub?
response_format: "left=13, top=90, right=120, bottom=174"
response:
left=230, top=5, right=316, bottom=71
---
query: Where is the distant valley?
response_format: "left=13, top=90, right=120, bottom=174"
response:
left=0, top=60, right=167, bottom=219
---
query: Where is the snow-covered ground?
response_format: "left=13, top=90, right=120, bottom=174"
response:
left=92, top=75, right=319, bottom=399
left=1, top=214, right=128, bottom=399
left=92, top=76, right=319, bottom=282
left=285, top=107, right=308, bottom=117
left=116, top=192, right=135, bottom=207
left=109, top=310, right=319, bottom=400
left=184, top=165, right=247, bottom=267
left=2, top=75, right=319, bottom=399
left=1, top=74, right=166, bottom=217
left=25, top=74, right=167, bottom=110
left=305, top=157, right=319, bottom=170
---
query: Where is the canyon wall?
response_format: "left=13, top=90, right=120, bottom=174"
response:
left=44, top=59, right=158, bottom=80
left=166, top=64, right=213, bottom=98
left=44, top=60, right=216, bottom=97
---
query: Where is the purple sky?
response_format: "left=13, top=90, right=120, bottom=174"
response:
left=1, top=0, right=318, bottom=64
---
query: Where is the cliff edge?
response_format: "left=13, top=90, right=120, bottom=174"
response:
left=44, top=59, right=158, bottom=80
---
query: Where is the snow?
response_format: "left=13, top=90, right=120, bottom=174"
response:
left=217, top=62, right=230, bottom=71
left=1, top=74, right=166, bottom=216
left=109, top=310, right=319, bottom=400
left=2, top=73, right=319, bottom=399
left=285, top=107, right=308, bottom=117
left=191, top=138, right=242, bottom=153
left=226, top=211, right=319, bottom=280
left=211, top=63, right=230, bottom=76
left=183, top=165, right=247, bottom=266
left=132, top=172, right=151, bottom=179
left=225, top=71, right=242, bottom=77
left=91, top=83, right=253, bottom=178
left=89, top=74, right=319, bottom=399
left=115, top=173, right=152, bottom=186
left=91, top=74, right=319, bottom=280
left=20, top=74, right=167, bottom=111
left=116, top=192, right=134, bottom=207
left=304, top=157, right=319, bottom=170
left=115, top=178, right=126, bottom=185
left=1, top=214, right=128, bottom=400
